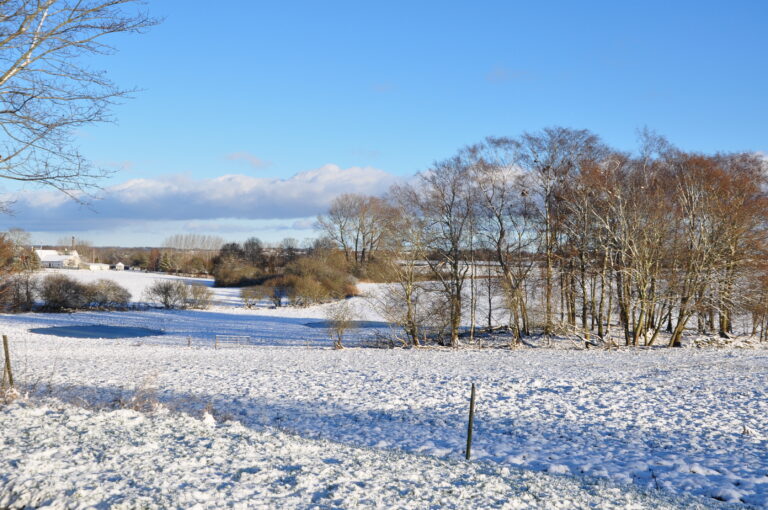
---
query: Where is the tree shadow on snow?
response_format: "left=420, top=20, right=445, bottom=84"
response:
left=2, top=309, right=395, bottom=348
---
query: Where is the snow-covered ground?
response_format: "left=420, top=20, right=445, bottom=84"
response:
left=37, top=268, right=243, bottom=306
left=1, top=400, right=711, bottom=510
left=1, top=269, right=766, bottom=507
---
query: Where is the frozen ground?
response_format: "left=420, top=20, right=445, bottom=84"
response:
left=1, top=269, right=766, bottom=507
left=38, top=268, right=244, bottom=306
left=0, top=400, right=712, bottom=510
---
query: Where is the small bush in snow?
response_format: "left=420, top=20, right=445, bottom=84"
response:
left=249, top=278, right=292, bottom=307
left=241, top=286, right=267, bottom=308
left=40, top=274, right=91, bottom=311
left=265, top=278, right=292, bottom=307
left=186, top=284, right=213, bottom=309
left=325, top=300, right=356, bottom=349
left=112, top=375, right=162, bottom=413
left=89, top=279, right=131, bottom=308
left=144, top=280, right=189, bottom=309
left=291, top=275, right=330, bottom=306
left=38, top=275, right=132, bottom=311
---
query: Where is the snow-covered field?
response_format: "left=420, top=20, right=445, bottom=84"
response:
left=38, top=268, right=245, bottom=307
left=1, top=269, right=766, bottom=508
left=1, top=400, right=707, bottom=509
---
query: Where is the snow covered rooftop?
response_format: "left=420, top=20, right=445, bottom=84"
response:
left=34, top=249, right=78, bottom=263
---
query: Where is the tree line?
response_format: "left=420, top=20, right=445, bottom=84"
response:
left=318, top=127, right=768, bottom=347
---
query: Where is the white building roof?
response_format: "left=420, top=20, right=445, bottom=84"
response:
left=35, top=249, right=79, bottom=263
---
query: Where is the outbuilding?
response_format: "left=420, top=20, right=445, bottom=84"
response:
left=81, top=262, right=109, bottom=271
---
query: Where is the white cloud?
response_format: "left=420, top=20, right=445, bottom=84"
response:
left=5, top=164, right=399, bottom=233
left=291, top=218, right=316, bottom=230
left=99, top=160, right=135, bottom=173
left=225, top=152, right=271, bottom=169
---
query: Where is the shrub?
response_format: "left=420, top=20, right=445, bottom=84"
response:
left=254, top=277, right=294, bottom=307
left=180, top=255, right=212, bottom=276
left=89, top=279, right=131, bottom=308
left=37, top=275, right=132, bottom=311
left=187, top=284, right=213, bottom=309
left=212, top=257, right=262, bottom=287
left=325, top=300, right=356, bottom=349
left=40, top=274, right=91, bottom=311
left=292, top=275, right=330, bottom=306
left=241, top=285, right=268, bottom=308
left=284, top=251, right=358, bottom=304
left=0, top=273, right=38, bottom=312
left=268, top=277, right=293, bottom=307
left=219, top=249, right=358, bottom=308
left=144, top=280, right=189, bottom=309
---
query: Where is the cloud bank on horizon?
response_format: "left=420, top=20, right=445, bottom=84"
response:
left=2, top=164, right=399, bottom=240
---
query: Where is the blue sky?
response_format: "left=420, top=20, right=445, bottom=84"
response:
left=4, top=0, right=767, bottom=246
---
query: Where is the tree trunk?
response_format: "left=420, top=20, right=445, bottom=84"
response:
left=450, top=293, right=461, bottom=347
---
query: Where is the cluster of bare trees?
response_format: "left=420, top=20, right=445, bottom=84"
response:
left=157, top=234, right=225, bottom=275
left=318, top=128, right=768, bottom=347
left=316, top=194, right=400, bottom=271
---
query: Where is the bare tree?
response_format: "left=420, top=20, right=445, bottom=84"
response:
left=325, top=300, right=356, bottom=349
left=412, top=153, right=475, bottom=347
left=709, top=153, right=768, bottom=337
left=0, top=1, right=156, bottom=202
left=243, top=237, right=264, bottom=266
left=370, top=184, right=430, bottom=347
left=512, top=127, right=605, bottom=335
left=469, top=139, right=538, bottom=343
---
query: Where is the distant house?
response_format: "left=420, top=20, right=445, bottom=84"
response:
left=81, top=262, right=109, bottom=271
left=114, top=262, right=125, bottom=271
left=35, top=249, right=81, bottom=269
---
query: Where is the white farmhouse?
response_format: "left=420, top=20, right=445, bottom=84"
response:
left=34, top=249, right=81, bottom=269
left=114, top=262, right=125, bottom=271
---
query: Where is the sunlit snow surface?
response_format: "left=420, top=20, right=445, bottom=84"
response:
left=0, top=401, right=715, bottom=509
left=0, top=269, right=765, bottom=508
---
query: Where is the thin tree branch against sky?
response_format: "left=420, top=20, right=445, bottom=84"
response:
left=3, top=0, right=767, bottom=246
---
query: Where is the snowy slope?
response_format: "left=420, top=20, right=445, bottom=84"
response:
left=37, top=268, right=246, bottom=306
left=1, top=400, right=715, bottom=509
left=1, top=314, right=766, bottom=507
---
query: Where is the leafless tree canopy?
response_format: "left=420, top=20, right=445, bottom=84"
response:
left=163, top=234, right=225, bottom=252
left=316, top=193, right=399, bottom=274
left=0, top=0, right=155, bottom=199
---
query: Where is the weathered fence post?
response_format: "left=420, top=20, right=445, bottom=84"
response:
left=465, top=382, right=476, bottom=460
left=2, top=335, right=13, bottom=388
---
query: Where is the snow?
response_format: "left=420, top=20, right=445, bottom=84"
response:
left=38, top=268, right=220, bottom=303
left=0, top=400, right=707, bottom=509
left=1, top=269, right=765, bottom=507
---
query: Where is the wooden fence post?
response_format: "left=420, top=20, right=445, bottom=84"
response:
left=465, top=382, right=476, bottom=460
left=3, top=335, right=13, bottom=388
